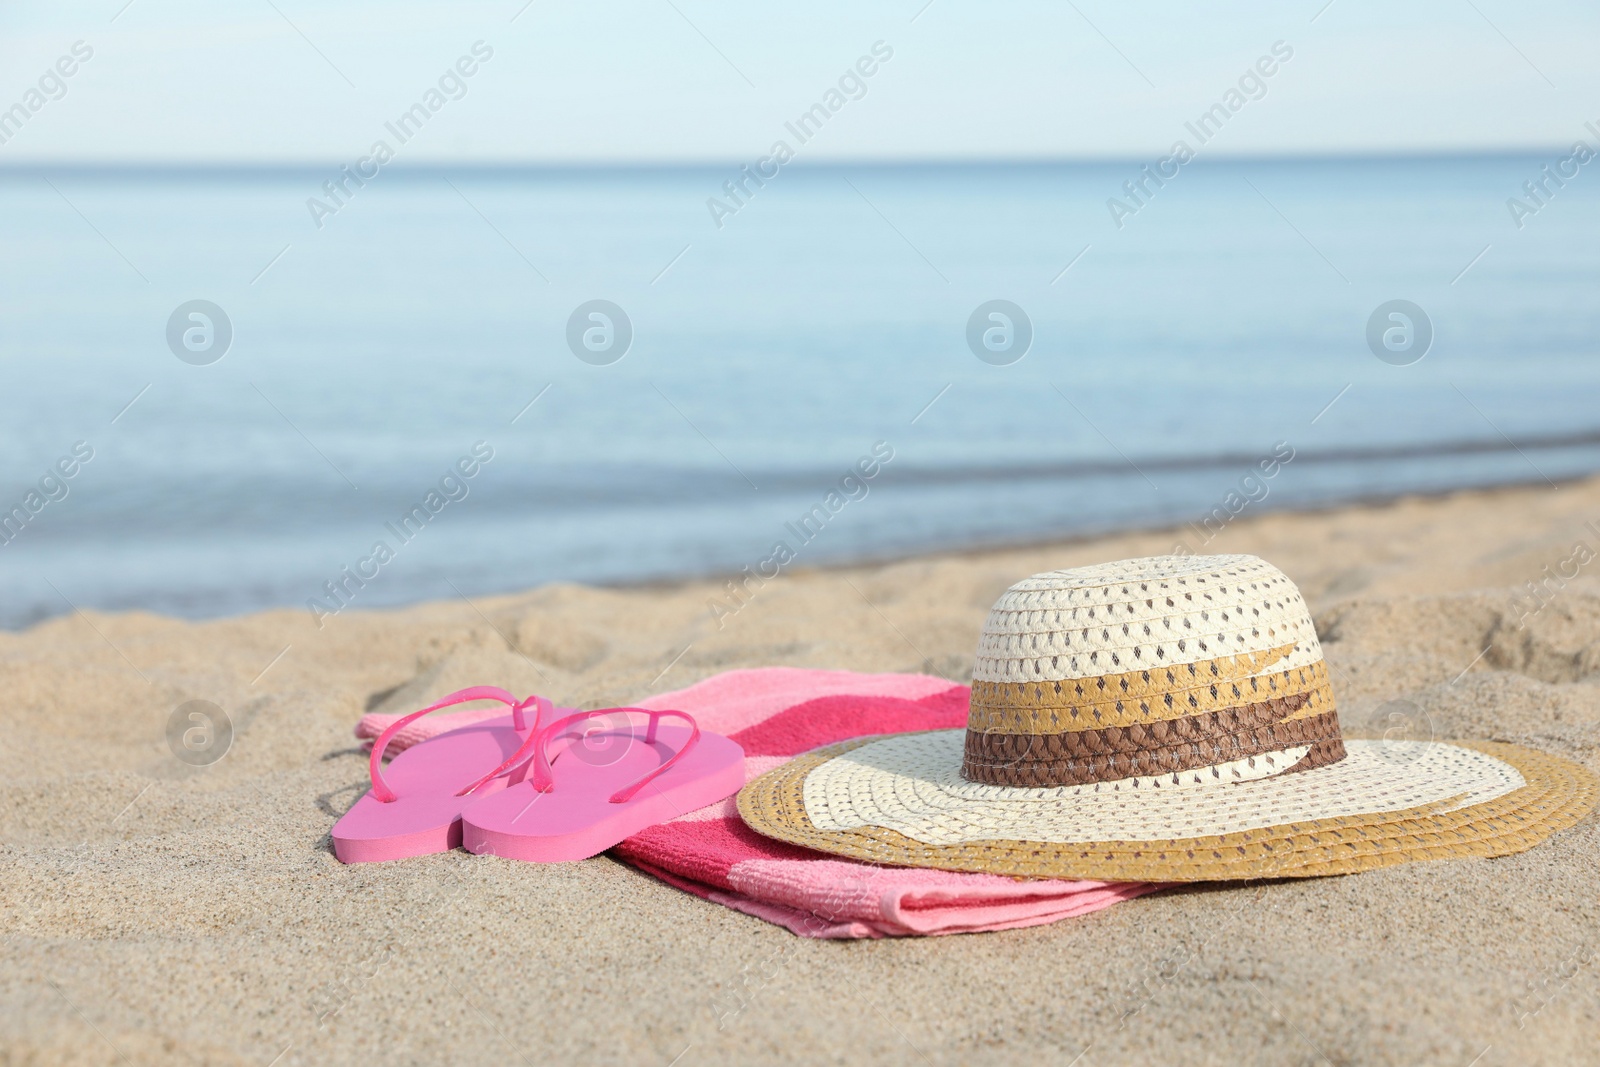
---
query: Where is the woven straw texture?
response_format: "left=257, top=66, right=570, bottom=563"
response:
left=737, top=735, right=1599, bottom=882
left=961, top=704, right=1346, bottom=787
left=973, top=554, right=1320, bottom=684
left=963, top=555, right=1338, bottom=788
left=967, top=650, right=1334, bottom=733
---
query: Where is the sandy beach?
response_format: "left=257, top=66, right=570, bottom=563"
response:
left=5, top=476, right=1600, bottom=1066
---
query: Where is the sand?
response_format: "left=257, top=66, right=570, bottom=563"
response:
left=4, top=477, right=1600, bottom=1066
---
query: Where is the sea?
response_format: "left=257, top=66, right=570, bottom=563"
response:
left=2, top=154, right=1598, bottom=628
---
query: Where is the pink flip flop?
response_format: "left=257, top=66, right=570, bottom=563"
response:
left=332, top=686, right=553, bottom=864
left=460, top=708, right=745, bottom=863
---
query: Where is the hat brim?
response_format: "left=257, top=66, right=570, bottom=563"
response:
left=736, top=731, right=1597, bottom=882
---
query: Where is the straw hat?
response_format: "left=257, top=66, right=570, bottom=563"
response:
left=739, top=555, right=1597, bottom=881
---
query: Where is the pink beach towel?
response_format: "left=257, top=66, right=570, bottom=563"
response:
left=355, top=668, right=1164, bottom=938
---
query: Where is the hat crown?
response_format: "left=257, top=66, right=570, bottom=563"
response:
left=963, top=554, right=1345, bottom=788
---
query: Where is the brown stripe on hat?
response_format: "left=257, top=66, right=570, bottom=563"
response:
left=962, top=692, right=1345, bottom=787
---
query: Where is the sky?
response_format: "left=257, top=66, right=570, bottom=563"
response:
left=1, top=0, right=1598, bottom=163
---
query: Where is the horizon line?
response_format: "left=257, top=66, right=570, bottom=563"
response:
left=0, top=146, right=1573, bottom=177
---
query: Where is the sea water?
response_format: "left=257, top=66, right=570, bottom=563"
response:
left=1, top=155, right=1597, bottom=626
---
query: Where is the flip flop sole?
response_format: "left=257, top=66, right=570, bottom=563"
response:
left=332, top=715, right=531, bottom=864
left=460, top=725, right=746, bottom=863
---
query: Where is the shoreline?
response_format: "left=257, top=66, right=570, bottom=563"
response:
left=9, top=469, right=1598, bottom=636
left=633, top=467, right=1600, bottom=595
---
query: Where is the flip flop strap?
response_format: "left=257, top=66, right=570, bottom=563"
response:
left=369, top=687, right=548, bottom=803
left=524, top=708, right=701, bottom=804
